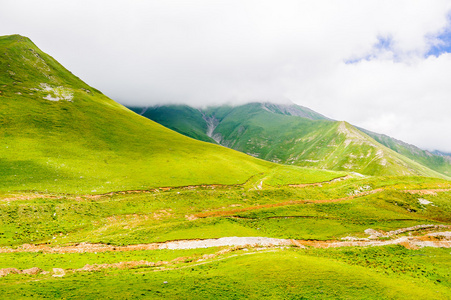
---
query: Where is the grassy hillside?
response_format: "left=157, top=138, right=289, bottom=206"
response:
left=0, top=34, right=345, bottom=194
left=1, top=174, right=450, bottom=247
left=136, top=103, right=448, bottom=178
left=2, top=247, right=451, bottom=299
left=1, top=34, right=450, bottom=299
left=361, top=128, right=451, bottom=176
left=128, top=105, right=217, bottom=143
left=1, top=175, right=451, bottom=298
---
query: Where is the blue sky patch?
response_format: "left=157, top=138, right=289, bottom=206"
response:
left=345, top=36, right=393, bottom=64
left=427, top=29, right=451, bottom=57
left=373, top=36, right=393, bottom=51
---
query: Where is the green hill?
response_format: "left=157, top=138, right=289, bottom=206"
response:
left=0, top=35, right=344, bottom=194
left=134, top=103, right=450, bottom=178
left=360, top=128, right=451, bottom=176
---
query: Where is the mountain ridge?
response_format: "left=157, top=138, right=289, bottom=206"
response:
left=131, top=102, right=451, bottom=178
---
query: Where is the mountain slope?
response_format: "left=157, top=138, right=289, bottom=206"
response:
left=360, top=128, right=451, bottom=176
left=134, top=103, right=449, bottom=178
left=128, top=105, right=217, bottom=144
left=0, top=35, right=344, bottom=194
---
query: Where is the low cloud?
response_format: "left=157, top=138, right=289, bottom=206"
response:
left=1, top=0, right=451, bottom=151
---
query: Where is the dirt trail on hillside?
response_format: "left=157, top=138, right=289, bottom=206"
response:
left=1, top=226, right=450, bottom=255
left=0, top=194, right=60, bottom=202
left=1, top=229, right=451, bottom=278
left=192, top=188, right=384, bottom=219
left=0, top=237, right=292, bottom=254
left=288, top=175, right=352, bottom=188
left=0, top=174, right=353, bottom=202
left=0, top=247, right=276, bottom=278
left=298, top=234, right=451, bottom=249
left=1, top=176, right=449, bottom=202
left=190, top=187, right=451, bottom=219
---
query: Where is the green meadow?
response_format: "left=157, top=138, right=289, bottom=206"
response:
left=1, top=34, right=451, bottom=299
left=1, top=176, right=450, bottom=247
left=0, top=247, right=450, bottom=299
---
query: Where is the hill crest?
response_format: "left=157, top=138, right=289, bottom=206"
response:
left=0, top=34, right=347, bottom=193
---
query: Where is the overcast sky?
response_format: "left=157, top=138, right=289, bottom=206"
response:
left=1, top=0, right=451, bottom=152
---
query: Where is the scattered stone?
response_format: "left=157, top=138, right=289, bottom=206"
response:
left=427, top=231, right=451, bottom=238
left=40, top=83, right=73, bottom=102
left=341, top=236, right=368, bottom=241
left=418, top=198, right=433, bottom=205
left=22, top=267, right=42, bottom=275
left=364, top=228, right=385, bottom=239
left=0, top=268, right=20, bottom=277
left=348, top=185, right=372, bottom=196
left=52, top=268, right=65, bottom=277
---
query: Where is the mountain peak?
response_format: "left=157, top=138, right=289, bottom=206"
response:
left=259, top=101, right=331, bottom=120
left=1, top=34, right=31, bottom=42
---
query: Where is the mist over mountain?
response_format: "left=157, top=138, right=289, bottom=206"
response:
left=0, top=34, right=288, bottom=193
left=2, top=1, right=451, bottom=151
left=129, top=102, right=451, bottom=178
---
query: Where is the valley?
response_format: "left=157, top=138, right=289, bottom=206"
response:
left=1, top=34, right=451, bottom=299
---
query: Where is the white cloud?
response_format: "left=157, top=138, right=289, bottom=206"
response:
left=290, top=53, right=451, bottom=151
left=1, top=0, right=451, bottom=150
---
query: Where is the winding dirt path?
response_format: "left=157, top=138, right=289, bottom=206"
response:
left=297, top=233, right=451, bottom=250
left=0, top=248, right=277, bottom=278
left=0, top=237, right=292, bottom=254
left=1, top=232, right=451, bottom=278
left=287, top=175, right=352, bottom=188
left=1, top=173, right=449, bottom=203
left=190, top=187, right=451, bottom=219
left=1, top=226, right=451, bottom=277
left=0, top=174, right=354, bottom=202
left=1, top=225, right=450, bottom=255
left=192, top=188, right=384, bottom=219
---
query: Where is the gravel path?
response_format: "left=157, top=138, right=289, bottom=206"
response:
left=299, top=233, right=451, bottom=249
left=159, top=237, right=292, bottom=250
left=1, top=225, right=450, bottom=254
left=0, top=237, right=292, bottom=254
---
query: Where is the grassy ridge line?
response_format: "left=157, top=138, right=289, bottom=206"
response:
left=334, top=122, right=448, bottom=179
left=0, top=34, right=347, bottom=194
left=361, top=127, right=451, bottom=176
